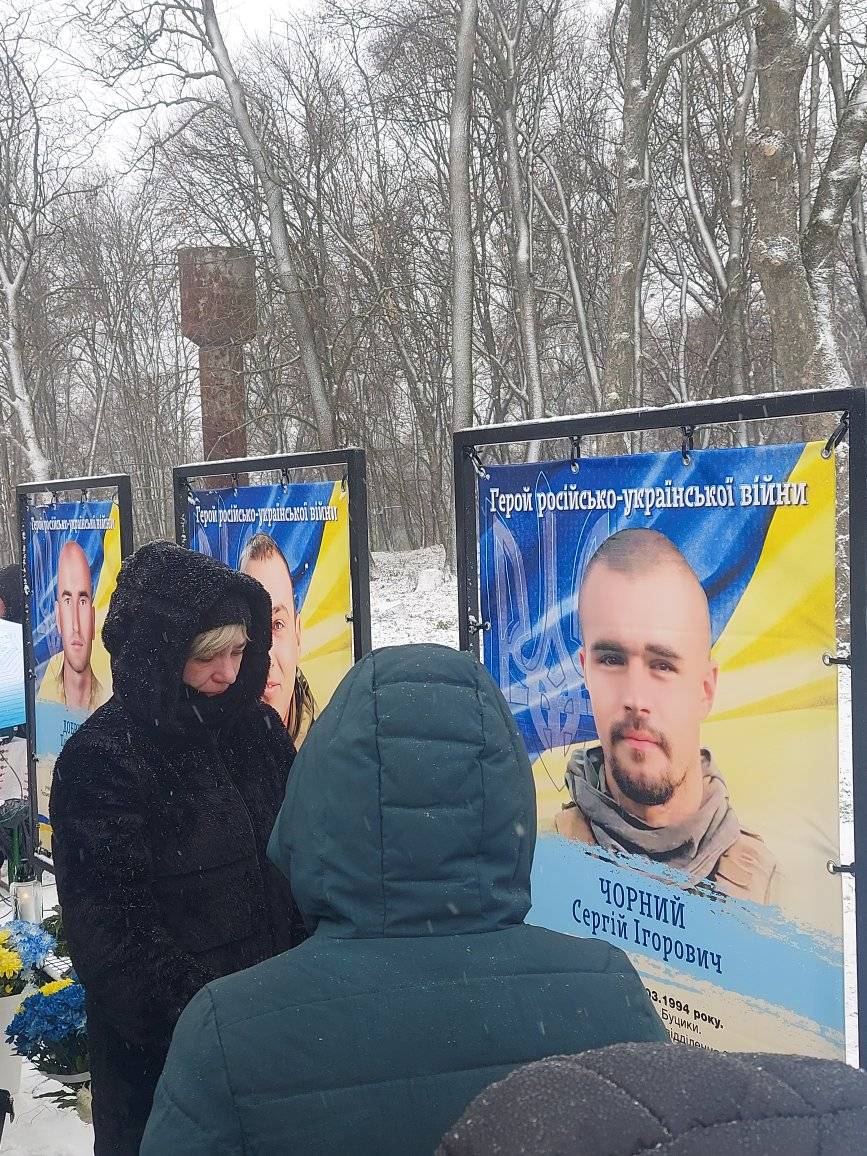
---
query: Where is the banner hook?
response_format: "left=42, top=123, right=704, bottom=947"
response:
left=680, top=425, right=696, bottom=466
left=822, top=411, right=849, bottom=459
left=465, top=446, right=489, bottom=480
left=822, top=652, right=851, bottom=668
left=569, top=436, right=581, bottom=474
left=468, top=614, right=491, bottom=636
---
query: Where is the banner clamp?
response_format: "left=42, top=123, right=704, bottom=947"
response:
left=827, top=860, right=855, bottom=876
left=465, top=446, right=489, bottom=480
left=280, top=468, right=291, bottom=492
left=822, top=652, right=850, bottom=667
left=822, top=411, right=849, bottom=459
left=569, top=436, right=581, bottom=474
left=680, top=425, right=696, bottom=465
left=181, top=477, right=200, bottom=509
left=468, top=614, right=491, bottom=636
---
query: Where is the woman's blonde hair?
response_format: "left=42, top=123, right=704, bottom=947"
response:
left=187, top=623, right=249, bottom=663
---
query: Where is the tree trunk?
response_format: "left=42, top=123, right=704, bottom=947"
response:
left=1, top=288, right=51, bottom=481
left=502, top=101, right=544, bottom=431
left=723, top=15, right=757, bottom=397
left=850, top=185, right=867, bottom=326
left=449, top=0, right=478, bottom=434
left=604, top=0, right=651, bottom=407
left=748, top=0, right=846, bottom=389
left=534, top=158, right=603, bottom=408
left=827, top=8, right=867, bottom=327
left=802, top=71, right=867, bottom=297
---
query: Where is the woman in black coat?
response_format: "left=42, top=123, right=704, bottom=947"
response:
left=50, top=541, right=304, bottom=1156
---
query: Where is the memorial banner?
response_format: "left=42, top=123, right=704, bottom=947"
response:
left=187, top=481, right=352, bottom=746
left=478, top=442, right=843, bottom=1057
left=25, top=500, right=121, bottom=847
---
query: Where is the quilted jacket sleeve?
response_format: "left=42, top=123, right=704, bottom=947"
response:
left=141, top=986, right=242, bottom=1156
left=50, top=749, right=216, bottom=1051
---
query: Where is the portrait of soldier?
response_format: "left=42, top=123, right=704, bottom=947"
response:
left=38, top=540, right=109, bottom=712
left=555, top=527, right=777, bottom=904
left=239, top=532, right=317, bottom=746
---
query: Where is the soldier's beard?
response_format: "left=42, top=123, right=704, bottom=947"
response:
left=608, top=720, right=682, bottom=807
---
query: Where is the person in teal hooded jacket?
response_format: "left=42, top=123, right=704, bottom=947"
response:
left=141, top=644, right=666, bottom=1156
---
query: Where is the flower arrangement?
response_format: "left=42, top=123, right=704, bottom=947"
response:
left=0, top=919, right=56, bottom=995
left=6, top=976, right=91, bottom=1121
left=6, top=977, right=88, bottom=1075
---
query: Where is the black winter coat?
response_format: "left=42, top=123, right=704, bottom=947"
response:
left=50, top=541, right=303, bottom=1156
left=438, top=1044, right=867, bottom=1155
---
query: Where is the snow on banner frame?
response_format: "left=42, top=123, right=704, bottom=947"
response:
left=172, top=448, right=372, bottom=669
left=17, top=473, right=134, bottom=875
left=453, top=386, right=866, bottom=1066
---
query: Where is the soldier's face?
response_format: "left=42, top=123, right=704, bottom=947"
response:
left=241, top=553, right=302, bottom=726
left=56, top=545, right=95, bottom=674
left=579, top=563, right=717, bottom=808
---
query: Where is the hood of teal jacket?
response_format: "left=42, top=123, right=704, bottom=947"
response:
left=267, top=644, right=536, bottom=938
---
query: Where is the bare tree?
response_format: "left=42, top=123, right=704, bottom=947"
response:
left=13, top=0, right=861, bottom=565
left=749, top=0, right=866, bottom=389
left=490, top=1, right=546, bottom=438
left=722, top=8, right=758, bottom=398
left=604, top=0, right=748, bottom=407
left=78, top=0, right=336, bottom=447
left=0, top=21, right=59, bottom=481
left=200, top=0, right=335, bottom=447
left=61, top=182, right=199, bottom=538
left=449, top=0, right=479, bottom=433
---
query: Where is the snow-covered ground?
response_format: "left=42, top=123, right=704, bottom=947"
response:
left=2, top=546, right=859, bottom=1153
left=368, top=546, right=459, bottom=651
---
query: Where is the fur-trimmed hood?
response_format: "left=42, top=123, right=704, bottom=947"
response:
left=102, top=540, right=271, bottom=734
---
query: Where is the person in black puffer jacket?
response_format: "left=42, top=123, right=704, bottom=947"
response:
left=438, top=1043, right=867, bottom=1155
left=50, top=541, right=305, bottom=1156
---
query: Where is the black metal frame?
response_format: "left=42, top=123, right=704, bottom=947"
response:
left=172, top=449, right=372, bottom=660
left=453, top=386, right=867, bottom=1064
left=16, top=474, right=134, bottom=873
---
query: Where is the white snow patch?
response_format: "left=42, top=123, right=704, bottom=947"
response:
left=369, top=547, right=458, bottom=650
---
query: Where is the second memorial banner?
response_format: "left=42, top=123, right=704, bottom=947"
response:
left=186, top=481, right=353, bottom=746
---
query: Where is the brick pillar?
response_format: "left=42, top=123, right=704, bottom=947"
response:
left=178, top=247, right=257, bottom=484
